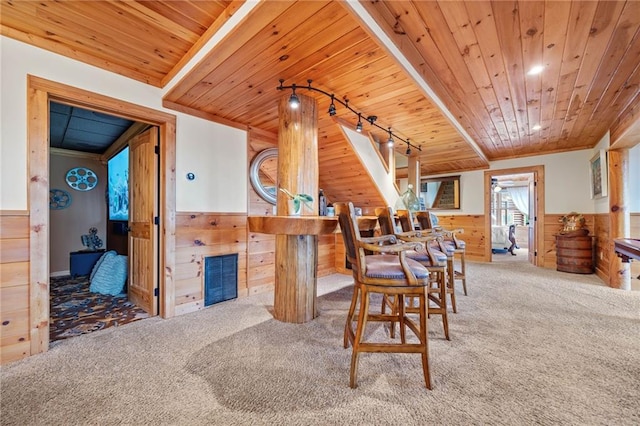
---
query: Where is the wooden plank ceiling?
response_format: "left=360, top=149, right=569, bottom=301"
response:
left=2, top=0, right=639, bottom=183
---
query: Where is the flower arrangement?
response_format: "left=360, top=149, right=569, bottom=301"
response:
left=279, top=187, right=313, bottom=215
left=559, top=211, right=587, bottom=234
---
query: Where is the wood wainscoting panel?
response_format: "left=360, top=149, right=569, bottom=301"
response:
left=0, top=211, right=30, bottom=364
left=247, top=231, right=276, bottom=295
left=335, top=233, right=348, bottom=274
left=318, top=233, right=336, bottom=277
left=433, top=215, right=486, bottom=261
left=174, top=212, right=248, bottom=315
left=247, top=128, right=277, bottom=295
left=631, top=213, right=640, bottom=282
left=593, top=214, right=610, bottom=282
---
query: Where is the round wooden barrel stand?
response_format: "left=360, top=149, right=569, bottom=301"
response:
left=555, top=234, right=595, bottom=274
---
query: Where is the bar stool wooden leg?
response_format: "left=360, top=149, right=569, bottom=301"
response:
left=447, top=256, right=457, bottom=313
left=344, top=284, right=360, bottom=348
left=350, top=286, right=370, bottom=388
left=436, top=269, right=450, bottom=341
left=418, top=290, right=432, bottom=390
left=459, top=250, right=468, bottom=296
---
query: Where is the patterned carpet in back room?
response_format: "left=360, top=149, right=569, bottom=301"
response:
left=49, top=275, right=150, bottom=344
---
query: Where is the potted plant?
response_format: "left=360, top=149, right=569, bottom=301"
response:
left=279, top=187, right=313, bottom=215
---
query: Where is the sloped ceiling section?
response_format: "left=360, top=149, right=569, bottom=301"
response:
left=162, top=0, right=488, bottom=181
left=356, top=0, right=640, bottom=161
left=0, top=0, right=235, bottom=86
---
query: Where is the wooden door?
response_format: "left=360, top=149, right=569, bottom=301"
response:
left=528, top=178, right=537, bottom=265
left=128, top=127, right=158, bottom=315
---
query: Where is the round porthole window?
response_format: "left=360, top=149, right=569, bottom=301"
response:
left=249, top=148, right=278, bottom=205
left=65, top=167, right=98, bottom=191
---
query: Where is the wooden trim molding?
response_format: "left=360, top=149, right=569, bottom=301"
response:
left=0, top=210, right=29, bottom=216
left=484, top=165, right=545, bottom=266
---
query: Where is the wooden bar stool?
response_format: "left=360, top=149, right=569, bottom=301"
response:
left=336, top=202, right=433, bottom=389
left=375, top=207, right=450, bottom=340
left=416, top=211, right=468, bottom=297
left=397, top=209, right=459, bottom=313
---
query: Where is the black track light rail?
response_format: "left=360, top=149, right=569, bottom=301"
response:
left=277, top=79, right=422, bottom=153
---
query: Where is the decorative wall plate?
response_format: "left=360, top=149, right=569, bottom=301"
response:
left=49, top=188, right=72, bottom=209
left=65, top=167, right=98, bottom=191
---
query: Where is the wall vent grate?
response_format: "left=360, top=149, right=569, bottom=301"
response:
left=204, top=254, right=238, bottom=306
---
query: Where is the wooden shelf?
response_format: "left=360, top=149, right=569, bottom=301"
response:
left=248, top=215, right=337, bottom=236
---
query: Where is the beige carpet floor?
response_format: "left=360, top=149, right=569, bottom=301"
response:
left=1, top=262, right=639, bottom=425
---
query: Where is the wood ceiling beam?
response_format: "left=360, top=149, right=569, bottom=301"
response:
left=161, top=0, right=247, bottom=88
left=610, top=96, right=640, bottom=150
left=344, top=0, right=489, bottom=167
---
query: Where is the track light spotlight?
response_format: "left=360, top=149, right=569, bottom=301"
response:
left=289, top=84, right=300, bottom=109
left=276, top=80, right=422, bottom=153
left=328, top=95, right=336, bottom=116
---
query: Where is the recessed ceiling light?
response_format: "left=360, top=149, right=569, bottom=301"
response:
left=532, top=124, right=541, bottom=131
left=528, top=65, right=544, bottom=75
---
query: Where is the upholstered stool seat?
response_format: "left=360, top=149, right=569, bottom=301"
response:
left=407, top=248, right=448, bottom=267
left=364, top=254, right=429, bottom=280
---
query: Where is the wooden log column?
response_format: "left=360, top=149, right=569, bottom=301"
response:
left=608, top=149, right=631, bottom=290
left=407, top=151, right=420, bottom=192
left=275, top=93, right=319, bottom=323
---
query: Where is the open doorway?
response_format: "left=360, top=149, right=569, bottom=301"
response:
left=484, top=166, right=545, bottom=266
left=490, top=173, right=533, bottom=263
left=27, top=76, right=176, bottom=357
left=48, top=102, right=157, bottom=343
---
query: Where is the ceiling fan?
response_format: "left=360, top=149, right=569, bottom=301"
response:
left=491, top=178, right=502, bottom=193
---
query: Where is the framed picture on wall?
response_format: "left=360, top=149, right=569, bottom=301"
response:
left=589, top=149, right=608, bottom=199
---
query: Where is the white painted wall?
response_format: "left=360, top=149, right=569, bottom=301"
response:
left=0, top=36, right=247, bottom=213
left=342, top=126, right=399, bottom=207
left=383, top=144, right=613, bottom=216
left=422, top=149, right=597, bottom=215
left=176, top=115, right=247, bottom=212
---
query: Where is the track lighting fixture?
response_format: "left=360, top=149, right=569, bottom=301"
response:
left=328, top=95, right=336, bottom=116
left=288, top=83, right=300, bottom=109
left=277, top=79, right=421, bottom=154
